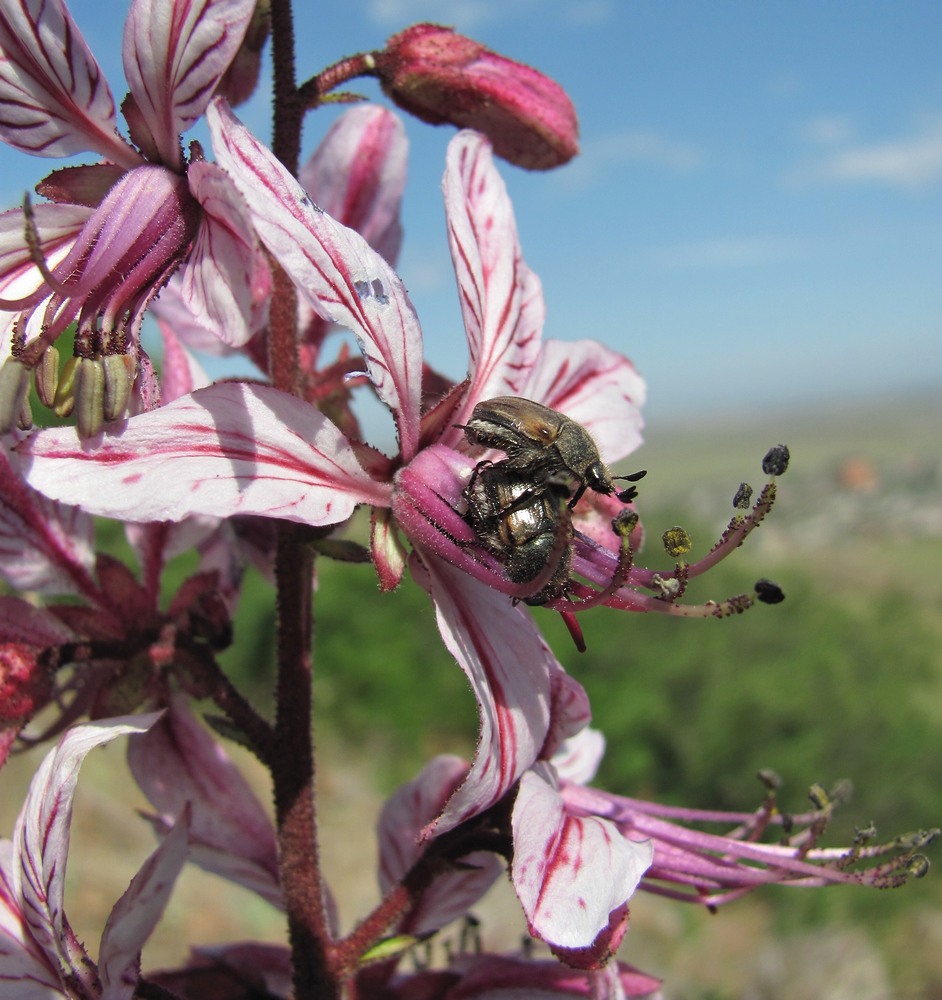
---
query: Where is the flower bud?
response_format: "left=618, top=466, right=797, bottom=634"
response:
left=374, top=24, right=579, bottom=170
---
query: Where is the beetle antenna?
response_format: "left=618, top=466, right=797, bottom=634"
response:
left=613, top=468, right=647, bottom=503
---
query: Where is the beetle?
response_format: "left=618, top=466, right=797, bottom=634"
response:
left=459, top=396, right=645, bottom=508
left=463, top=459, right=574, bottom=605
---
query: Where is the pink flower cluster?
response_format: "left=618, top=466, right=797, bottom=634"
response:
left=0, top=1, right=934, bottom=998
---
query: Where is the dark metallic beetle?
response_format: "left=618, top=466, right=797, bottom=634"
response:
left=463, top=460, right=573, bottom=605
left=460, top=396, right=644, bottom=508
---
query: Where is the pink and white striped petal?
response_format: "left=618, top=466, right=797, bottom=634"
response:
left=208, top=99, right=424, bottom=460
left=17, top=382, right=389, bottom=525
left=298, top=104, right=407, bottom=266
left=0, top=451, right=96, bottom=597
left=523, top=339, right=646, bottom=467
left=512, top=764, right=653, bottom=952
left=378, top=755, right=502, bottom=935
left=11, top=714, right=163, bottom=986
left=443, top=131, right=545, bottom=437
left=127, top=699, right=281, bottom=908
left=414, top=556, right=553, bottom=838
left=183, top=159, right=271, bottom=348
left=98, top=805, right=190, bottom=999
left=122, top=0, right=255, bottom=166
left=0, top=840, right=62, bottom=997
left=0, top=0, right=138, bottom=167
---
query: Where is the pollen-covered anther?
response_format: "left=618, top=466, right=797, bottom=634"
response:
left=762, top=443, right=790, bottom=477
left=662, top=525, right=692, bottom=559
left=74, top=358, right=106, bottom=437
left=733, top=481, right=753, bottom=509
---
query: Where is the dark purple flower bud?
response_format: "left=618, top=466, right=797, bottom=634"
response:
left=373, top=23, right=579, bottom=170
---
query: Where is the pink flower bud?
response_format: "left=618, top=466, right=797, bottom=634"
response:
left=375, top=24, right=579, bottom=170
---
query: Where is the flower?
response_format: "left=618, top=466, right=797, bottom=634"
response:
left=0, top=713, right=188, bottom=998
left=373, top=23, right=580, bottom=170
left=0, top=0, right=263, bottom=434
left=14, top=104, right=784, bottom=959
left=547, top=728, right=938, bottom=908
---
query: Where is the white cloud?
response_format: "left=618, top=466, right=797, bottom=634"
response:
left=793, top=113, right=942, bottom=190
left=646, top=235, right=803, bottom=269
left=798, top=115, right=856, bottom=146
left=559, top=129, right=704, bottom=188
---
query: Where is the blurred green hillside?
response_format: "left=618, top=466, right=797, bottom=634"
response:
left=218, top=389, right=942, bottom=996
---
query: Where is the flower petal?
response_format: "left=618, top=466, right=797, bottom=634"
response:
left=98, top=806, right=190, bottom=1000
left=0, top=841, right=61, bottom=997
left=378, top=755, right=503, bottom=935
left=17, top=382, right=388, bottom=524
left=0, top=0, right=138, bottom=166
left=127, top=699, right=281, bottom=907
left=442, top=131, right=544, bottom=436
left=512, top=765, right=653, bottom=951
left=11, top=713, right=162, bottom=983
left=122, top=0, right=255, bottom=166
left=0, top=450, right=96, bottom=596
left=413, top=555, right=553, bottom=837
left=523, top=339, right=646, bottom=466
left=183, top=159, right=270, bottom=348
left=298, top=104, right=407, bottom=265
left=208, top=99, right=423, bottom=459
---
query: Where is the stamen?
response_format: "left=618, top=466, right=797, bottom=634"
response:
left=762, top=443, right=790, bottom=477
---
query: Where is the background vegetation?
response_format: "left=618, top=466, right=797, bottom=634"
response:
left=3, top=392, right=940, bottom=998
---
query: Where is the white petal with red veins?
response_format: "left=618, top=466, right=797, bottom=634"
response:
left=98, top=806, right=190, bottom=999
left=512, top=765, right=653, bottom=950
left=208, top=99, right=423, bottom=460
left=122, top=0, right=255, bottom=166
left=444, top=131, right=545, bottom=435
left=184, top=159, right=270, bottom=348
left=298, top=105, right=407, bottom=265
left=18, top=382, right=389, bottom=525
left=0, top=0, right=138, bottom=166
left=416, top=556, right=553, bottom=837
left=523, top=339, right=646, bottom=466
left=11, top=714, right=162, bottom=982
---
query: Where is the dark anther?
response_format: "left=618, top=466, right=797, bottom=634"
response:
left=762, top=444, right=790, bottom=477
left=755, top=579, right=785, bottom=604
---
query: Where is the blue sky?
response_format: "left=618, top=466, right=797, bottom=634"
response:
left=2, top=0, right=939, bottom=430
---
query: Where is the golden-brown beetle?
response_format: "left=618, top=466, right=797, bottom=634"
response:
left=460, top=396, right=644, bottom=508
